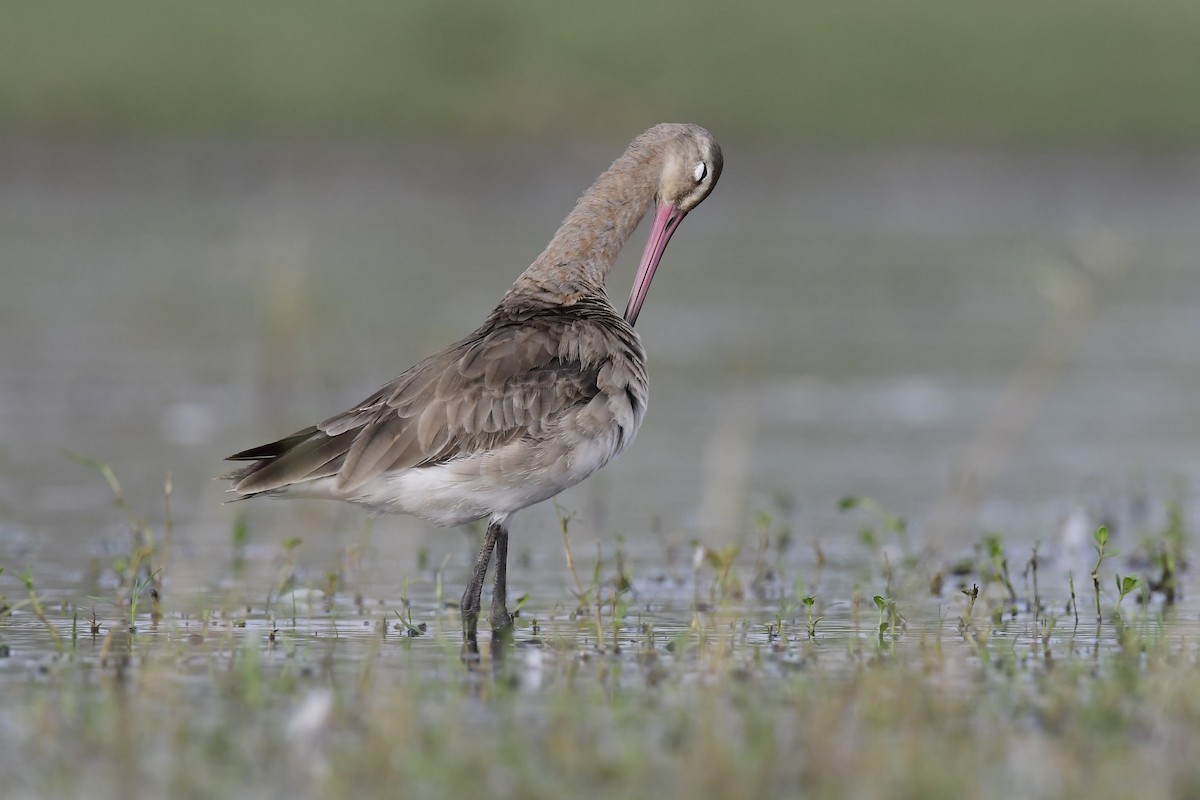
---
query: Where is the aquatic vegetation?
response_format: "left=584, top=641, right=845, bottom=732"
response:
left=1, top=463, right=1198, bottom=800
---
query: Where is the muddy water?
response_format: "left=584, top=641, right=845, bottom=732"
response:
left=0, top=142, right=1198, bottom=634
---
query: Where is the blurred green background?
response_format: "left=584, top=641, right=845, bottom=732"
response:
left=3, top=0, right=1199, bottom=557
left=4, top=0, right=1200, bottom=147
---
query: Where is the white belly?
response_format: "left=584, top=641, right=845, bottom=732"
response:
left=342, top=425, right=629, bottom=526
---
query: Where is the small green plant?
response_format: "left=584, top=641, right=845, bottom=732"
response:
left=1114, top=574, right=1141, bottom=611
left=20, top=570, right=63, bottom=653
left=766, top=615, right=783, bottom=642
left=1148, top=502, right=1184, bottom=606
left=127, top=568, right=163, bottom=632
left=1068, top=571, right=1079, bottom=628
left=1151, top=545, right=1177, bottom=607
left=802, top=595, right=821, bottom=639
left=391, top=606, right=426, bottom=638
left=614, top=535, right=632, bottom=594
left=874, top=595, right=902, bottom=640
left=983, top=534, right=1018, bottom=615
left=512, top=593, right=530, bottom=616
left=590, top=543, right=607, bottom=649
left=1024, top=543, right=1042, bottom=620
left=610, top=593, right=629, bottom=652
left=749, top=513, right=774, bottom=596
left=1163, top=500, right=1187, bottom=563
left=433, top=553, right=452, bottom=608
left=699, top=544, right=743, bottom=605
left=554, top=502, right=590, bottom=614
left=1091, top=526, right=1115, bottom=622
left=1037, top=613, right=1056, bottom=660
left=960, top=583, right=979, bottom=631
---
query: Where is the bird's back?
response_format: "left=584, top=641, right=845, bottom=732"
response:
left=226, top=295, right=646, bottom=525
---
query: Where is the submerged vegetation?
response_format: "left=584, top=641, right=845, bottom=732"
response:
left=1, top=462, right=1197, bottom=799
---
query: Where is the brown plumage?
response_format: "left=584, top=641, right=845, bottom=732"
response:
left=224, top=123, right=723, bottom=638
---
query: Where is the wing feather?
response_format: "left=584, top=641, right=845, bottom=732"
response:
left=226, top=303, right=641, bottom=497
left=228, top=429, right=356, bottom=493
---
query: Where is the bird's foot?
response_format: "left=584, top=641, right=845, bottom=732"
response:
left=489, top=603, right=514, bottom=632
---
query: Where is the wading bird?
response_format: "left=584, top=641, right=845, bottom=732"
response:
left=224, top=123, right=723, bottom=639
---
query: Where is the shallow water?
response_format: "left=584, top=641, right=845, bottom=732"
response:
left=1, top=141, right=1198, bottom=660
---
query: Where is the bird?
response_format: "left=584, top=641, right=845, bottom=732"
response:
left=224, top=123, right=723, bottom=639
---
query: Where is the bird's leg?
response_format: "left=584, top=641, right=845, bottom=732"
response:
left=489, top=522, right=514, bottom=630
left=461, top=523, right=499, bottom=640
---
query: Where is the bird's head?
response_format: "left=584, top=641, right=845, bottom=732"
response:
left=625, top=124, right=723, bottom=326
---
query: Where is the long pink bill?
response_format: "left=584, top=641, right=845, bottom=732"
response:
left=624, top=201, right=687, bottom=326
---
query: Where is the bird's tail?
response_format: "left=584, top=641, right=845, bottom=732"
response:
left=222, top=425, right=354, bottom=497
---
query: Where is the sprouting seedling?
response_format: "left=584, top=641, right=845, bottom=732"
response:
left=1149, top=504, right=1184, bottom=607
left=591, top=542, right=604, bottom=604
left=20, top=570, right=63, bottom=653
left=127, top=568, right=163, bottom=632
left=873, top=595, right=902, bottom=639
left=1154, top=545, right=1178, bottom=607
left=390, top=608, right=426, bottom=637
left=802, top=595, right=821, bottom=639
left=391, top=577, right=426, bottom=637
left=614, top=535, right=632, bottom=594
left=766, top=614, right=783, bottom=642
left=433, top=552, right=452, bottom=608
left=1023, top=542, right=1041, bottom=620
left=68, top=454, right=167, bottom=613
left=610, top=594, right=629, bottom=652
left=266, top=537, right=304, bottom=615
left=1068, top=571, right=1079, bottom=628
left=1114, top=574, right=1141, bottom=611
left=984, top=534, right=1018, bottom=613
left=701, top=544, right=742, bottom=604
left=1091, top=526, right=1116, bottom=622
left=881, top=551, right=895, bottom=599
left=750, top=516, right=774, bottom=594
left=554, top=501, right=589, bottom=613
left=1037, top=614, right=1056, bottom=661
left=960, top=583, right=979, bottom=630
left=591, top=542, right=607, bottom=649
left=1164, top=500, right=1186, bottom=565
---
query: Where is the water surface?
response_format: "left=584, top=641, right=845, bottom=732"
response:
left=1, top=141, right=1197, bottom=624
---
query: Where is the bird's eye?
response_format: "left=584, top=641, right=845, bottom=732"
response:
left=693, top=162, right=707, bottom=182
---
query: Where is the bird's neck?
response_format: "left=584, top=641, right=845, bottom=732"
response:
left=505, top=143, right=660, bottom=307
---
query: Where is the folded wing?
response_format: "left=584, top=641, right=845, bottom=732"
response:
left=225, top=313, right=606, bottom=496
